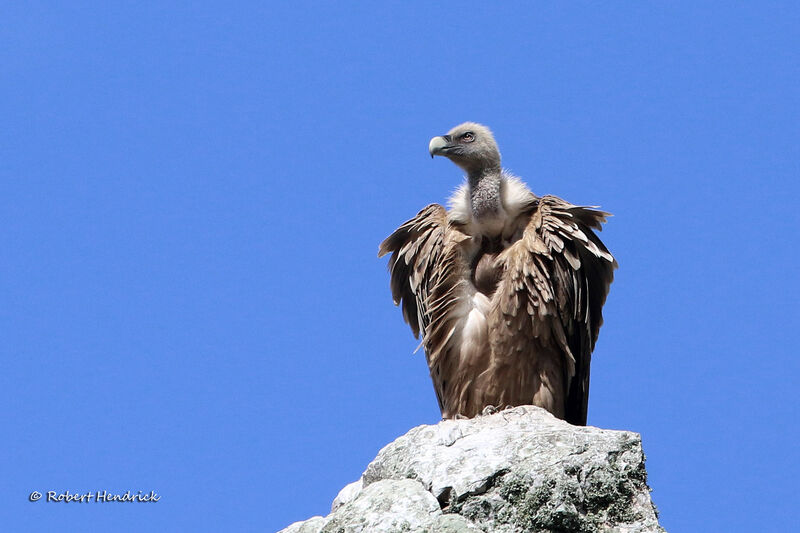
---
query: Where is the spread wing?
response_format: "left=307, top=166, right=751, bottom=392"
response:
left=378, top=204, right=470, bottom=412
left=495, top=195, right=617, bottom=425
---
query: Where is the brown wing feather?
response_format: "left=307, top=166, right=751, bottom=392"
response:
left=378, top=205, right=471, bottom=413
left=495, top=195, right=616, bottom=425
left=378, top=204, right=446, bottom=339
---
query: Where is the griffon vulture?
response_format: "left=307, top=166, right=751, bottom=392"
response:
left=378, top=123, right=616, bottom=425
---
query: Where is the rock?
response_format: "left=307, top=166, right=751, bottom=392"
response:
left=323, top=479, right=440, bottom=532
left=331, top=479, right=363, bottom=512
left=277, top=406, right=663, bottom=533
left=427, top=514, right=485, bottom=532
left=279, top=516, right=326, bottom=533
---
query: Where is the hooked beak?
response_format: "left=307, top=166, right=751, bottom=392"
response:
left=428, top=135, right=451, bottom=158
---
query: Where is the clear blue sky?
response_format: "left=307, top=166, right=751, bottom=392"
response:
left=3, top=3, right=798, bottom=532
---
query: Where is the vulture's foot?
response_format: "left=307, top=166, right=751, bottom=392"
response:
left=481, top=405, right=499, bottom=416
left=499, top=405, right=516, bottom=421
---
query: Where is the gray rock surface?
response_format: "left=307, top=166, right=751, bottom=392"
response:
left=278, top=406, right=663, bottom=533
left=331, top=479, right=363, bottom=512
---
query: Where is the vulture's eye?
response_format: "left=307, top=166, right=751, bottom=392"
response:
left=462, top=132, right=475, bottom=142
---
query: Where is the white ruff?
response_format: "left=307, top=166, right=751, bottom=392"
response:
left=447, top=173, right=535, bottom=237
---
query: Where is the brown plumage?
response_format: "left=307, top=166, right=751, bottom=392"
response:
left=378, top=123, right=616, bottom=425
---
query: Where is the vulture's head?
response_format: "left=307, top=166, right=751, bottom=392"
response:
left=428, top=122, right=501, bottom=175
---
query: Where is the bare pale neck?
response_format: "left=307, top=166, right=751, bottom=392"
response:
left=468, top=168, right=503, bottom=220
